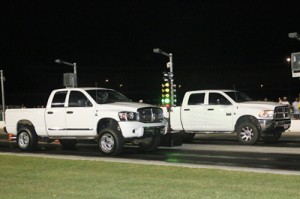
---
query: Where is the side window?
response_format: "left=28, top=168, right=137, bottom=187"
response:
left=51, top=91, right=67, bottom=108
left=209, top=93, right=231, bottom=105
left=68, top=91, right=92, bottom=107
left=188, top=93, right=205, bottom=105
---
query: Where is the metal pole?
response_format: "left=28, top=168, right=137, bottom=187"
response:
left=73, top=63, right=77, bottom=87
left=153, top=48, right=175, bottom=133
left=0, top=70, right=5, bottom=121
left=166, top=54, right=172, bottom=132
left=169, top=53, right=174, bottom=107
left=169, top=53, right=173, bottom=73
left=73, top=63, right=77, bottom=74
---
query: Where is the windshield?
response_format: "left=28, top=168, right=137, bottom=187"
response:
left=225, top=91, right=252, bottom=102
left=86, top=89, right=130, bottom=104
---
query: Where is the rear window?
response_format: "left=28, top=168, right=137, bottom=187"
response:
left=188, top=93, right=205, bottom=105
left=51, top=91, right=67, bottom=107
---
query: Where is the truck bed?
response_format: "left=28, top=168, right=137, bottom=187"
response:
left=5, top=108, right=47, bottom=136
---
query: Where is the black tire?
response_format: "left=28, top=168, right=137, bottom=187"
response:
left=182, top=133, right=195, bottom=143
left=17, top=126, right=38, bottom=151
left=236, top=122, right=259, bottom=145
left=98, top=128, right=124, bottom=155
left=139, top=136, right=161, bottom=152
left=262, top=131, right=282, bottom=143
left=59, top=139, right=78, bottom=149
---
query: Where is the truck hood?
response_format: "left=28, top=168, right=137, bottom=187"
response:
left=237, top=101, right=284, bottom=110
left=97, top=102, right=158, bottom=112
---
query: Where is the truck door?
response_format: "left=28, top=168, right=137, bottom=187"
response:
left=65, top=91, right=95, bottom=136
left=181, top=93, right=207, bottom=131
left=45, top=91, right=68, bottom=136
left=206, top=92, right=233, bottom=131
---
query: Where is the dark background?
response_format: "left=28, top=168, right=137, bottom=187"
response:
left=1, top=1, right=300, bottom=106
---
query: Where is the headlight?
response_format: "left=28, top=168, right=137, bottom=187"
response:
left=118, top=112, right=139, bottom=121
left=127, top=112, right=135, bottom=120
left=259, top=110, right=274, bottom=118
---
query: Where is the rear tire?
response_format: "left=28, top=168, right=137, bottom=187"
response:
left=182, top=133, right=195, bottom=143
left=139, top=136, right=161, bottom=152
left=236, top=122, right=259, bottom=145
left=17, top=126, right=38, bottom=151
left=98, top=128, right=124, bottom=155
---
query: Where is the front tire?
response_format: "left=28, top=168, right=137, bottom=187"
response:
left=98, top=128, right=124, bottom=155
left=236, top=122, right=259, bottom=145
left=17, top=126, right=38, bottom=151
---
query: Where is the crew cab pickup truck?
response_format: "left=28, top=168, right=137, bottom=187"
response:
left=164, top=90, right=291, bottom=144
left=5, top=88, right=168, bottom=155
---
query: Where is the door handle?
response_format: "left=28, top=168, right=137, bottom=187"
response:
left=207, top=108, right=214, bottom=111
left=47, top=111, right=53, bottom=114
left=67, top=111, right=73, bottom=114
left=184, top=109, right=190, bottom=111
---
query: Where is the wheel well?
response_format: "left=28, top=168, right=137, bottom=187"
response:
left=97, top=118, right=120, bottom=134
left=235, top=115, right=260, bottom=131
left=17, top=120, right=35, bottom=132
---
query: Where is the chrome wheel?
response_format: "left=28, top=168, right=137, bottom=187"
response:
left=98, top=128, right=124, bottom=155
left=239, top=126, right=254, bottom=142
left=18, top=131, right=30, bottom=149
left=100, top=133, right=115, bottom=153
left=237, top=121, right=259, bottom=145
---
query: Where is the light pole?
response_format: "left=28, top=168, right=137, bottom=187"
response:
left=153, top=48, right=174, bottom=107
left=55, top=59, right=77, bottom=87
left=153, top=48, right=175, bottom=133
left=0, top=70, right=5, bottom=121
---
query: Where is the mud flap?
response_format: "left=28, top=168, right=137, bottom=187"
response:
left=159, top=132, right=182, bottom=147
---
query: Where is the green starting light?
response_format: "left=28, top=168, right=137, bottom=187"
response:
left=164, top=98, right=170, bottom=104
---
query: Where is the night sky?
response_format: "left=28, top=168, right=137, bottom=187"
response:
left=2, top=1, right=300, bottom=106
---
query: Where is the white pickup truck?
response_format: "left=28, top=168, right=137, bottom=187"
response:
left=5, top=87, right=169, bottom=155
left=164, top=90, right=291, bottom=144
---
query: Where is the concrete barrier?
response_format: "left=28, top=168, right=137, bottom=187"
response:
left=287, top=120, right=300, bottom=133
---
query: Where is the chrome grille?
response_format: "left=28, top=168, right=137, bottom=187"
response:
left=274, top=106, right=290, bottom=119
left=138, top=107, right=164, bottom=123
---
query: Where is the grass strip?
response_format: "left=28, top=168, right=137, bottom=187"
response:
left=0, top=154, right=300, bottom=199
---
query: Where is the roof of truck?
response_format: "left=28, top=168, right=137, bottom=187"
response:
left=53, top=87, right=114, bottom=91
left=186, top=89, right=236, bottom=93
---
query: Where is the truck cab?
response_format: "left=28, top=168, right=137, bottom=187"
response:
left=180, top=90, right=235, bottom=132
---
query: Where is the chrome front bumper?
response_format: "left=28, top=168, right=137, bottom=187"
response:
left=258, top=119, right=291, bottom=133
